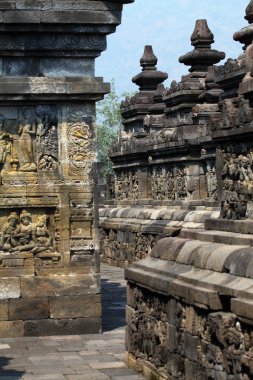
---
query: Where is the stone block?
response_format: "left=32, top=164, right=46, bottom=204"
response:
left=125, top=325, right=131, bottom=352
left=205, top=245, right=246, bottom=272
left=125, top=305, right=134, bottom=325
left=0, top=1, right=15, bottom=10
left=24, top=317, right=101, bottom=336
left=20, top=275, right=99, bottom=298
left=151, top=237, right=187, bottom=261
left=224, top=248, right=253, bottom=277
left=0, top=267, right=34, bottom=277
left=3, top=10, right=41, bottom=23
left=167, top=324, right=177, bottom=352
left=0, top=301, right=8, bottom=320
left=151, top=237, right=174, bottom=258
left=9, top=298, right=49, bottom=320
left=171, top=279, right=222, bottom=309
left=176, top=240, right=207, bottom=265
left=35, top=265, right=92, bottom=276
left=0, top=320, right=24, bottom=337
left=231, top=298, right=253, bottom=321
left=0, top=277, right=20, bottom=299
left=185, top=359, right=206, bottom=380
left=183, top=333, right=200, bottom=361
left=49, top=294, right=101, bottom=319
left=2, top=258, right=24, bottom=267
left=167, top=353, right=185, bottom=379
left=189, top=242, right=220, bottom=268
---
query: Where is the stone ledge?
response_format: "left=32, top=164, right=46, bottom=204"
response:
left=125, top=254, right=253, bottom=311
left=1, top=9, right=122, bottom=25
left=0, top=76, right=110, bottom=95
left=150, top=237, right=253, bottom=276
left=99, top=206, right=219, bottom=222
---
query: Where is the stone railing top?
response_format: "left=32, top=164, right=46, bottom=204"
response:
left=99, top=206, right=219, bottom=223
left=151, top=236, right=253, bottom=279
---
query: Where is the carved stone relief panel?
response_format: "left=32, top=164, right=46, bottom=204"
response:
left=67, top=121, right=95, bottom=177
left=205, top=160, right=218, bottom=200
left=208, top=97, right=253, bottom=133
left=0, top=105, right=58, bottom=181
left=152, top=166, right=175, bottom=201
left=100, top=228, right=157, bottom=264
left=152, top=165, right=188, bottom=201
left=0, top=208, right=58, bottom=257
left=115, top=170, right=139, bottom=200
left=219, top=145, right=253, bottom=219
left=127, top=282, right=253, bottom=379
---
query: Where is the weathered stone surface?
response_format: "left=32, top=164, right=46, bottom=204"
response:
left=0, top=320, right=24, bottom=337
left=0, top=301, right=8, bottom=320
left=9, top=298, right=49, bottom=320
left=20, top=275, right=99, bottom=298
left=0, top=278, right=20, bottom=299
left=49, top=294, right=101, bottom=319
left=0, top=0, right=133, bottom=337
left=97, top=2, right=253, bottom=380
left=24, top=318, right=101, bottom=336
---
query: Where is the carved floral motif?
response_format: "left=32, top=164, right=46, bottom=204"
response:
left=67, top=122, right=94, bottom=176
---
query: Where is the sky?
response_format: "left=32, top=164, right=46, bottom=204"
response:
left=96, top=0, right=250, bottom=95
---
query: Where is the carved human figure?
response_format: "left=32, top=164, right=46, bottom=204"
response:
left=0, top=122, right=12, bottom=166
left=238, top=155, right=253, bottom=181
left=206, top=166, right=218, bottom=200
left=10, top=210, right=35, bottom=252
left=18, top=121, right=37, bottom=172
left=0, top=212, right=19, bottom=251
left=31, top=215, right=55, bottom=254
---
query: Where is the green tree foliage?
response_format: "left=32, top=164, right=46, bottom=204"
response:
left=96, top=80, right=130, bottom=178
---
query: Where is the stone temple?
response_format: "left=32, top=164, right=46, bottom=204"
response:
left=2, top=1, right=253, bottom=380
left=99, top=1, right=253, bottom=379
left=0, top=0, right=133, bottom=337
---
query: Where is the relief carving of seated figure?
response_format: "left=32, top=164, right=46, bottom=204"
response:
left=31, top=215, right=55, bottom=254
left=0, top=212, right=19, bottom=251
left=10, top=210, right=36, bottom=253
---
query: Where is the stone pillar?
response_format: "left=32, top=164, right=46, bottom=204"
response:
left=0, top=0, right=133, bottom=337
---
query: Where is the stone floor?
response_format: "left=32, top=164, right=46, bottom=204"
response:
left=0, top=264, right=144, bottom=380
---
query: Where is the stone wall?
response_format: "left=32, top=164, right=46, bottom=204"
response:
left=126, top=236, right=253, bottom=380
left=100, top=2, right=253, bottom=266
left=99, top=1, right=253, bottom=378
left=0, top=0, right=133, bottom=337
left=100, top=206, right=219, bottom=267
